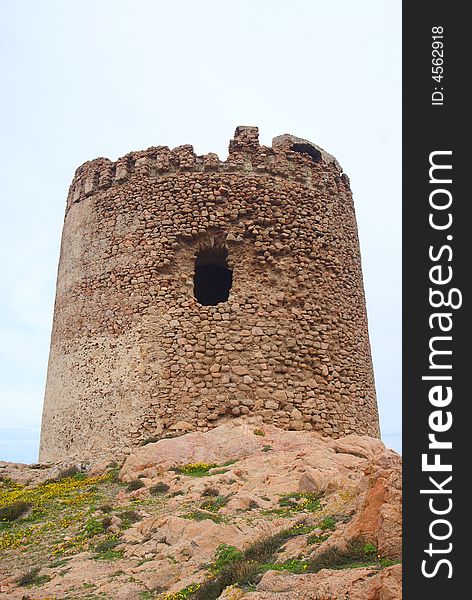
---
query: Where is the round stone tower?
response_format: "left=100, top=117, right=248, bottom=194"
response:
left=39, top=126, right=379, bottom=462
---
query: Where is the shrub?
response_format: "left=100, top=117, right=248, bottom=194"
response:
left=308, top=537, right=381, bottom=572
left=93, top=537, right=124, bottom=560
left=17, top=568, right=51, bottom=587
left=192, top=560, right=259, bottom=600
left=190, top=523, right=311, bottom=600
left=262, top=445, right=273, bottom=452
left=127, top=479, right=145, bottom=492
left=141, top=435, right=160, bottom=446
left=150, top=482, right=170, bottom=495
left=119, top=509, right=142, bottom=528
left=201, top=486, right=219, bottom=497
left=253, top=429, right=265, bottom=436
left=0, top=501, right=31, bottom=521
left=17, top=568, right=40, bottom=586
left=244, top=530, right=289, bottom=563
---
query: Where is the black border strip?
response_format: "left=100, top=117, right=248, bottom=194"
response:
left=403, top=2, right=467, bottom=596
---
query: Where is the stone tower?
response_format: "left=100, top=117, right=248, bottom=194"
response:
left=39, top=126, right=379, bottom=462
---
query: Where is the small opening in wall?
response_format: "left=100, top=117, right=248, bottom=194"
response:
left=194, top=248, right=232, bottom=306
left=291, top=143, right=322, bottom=163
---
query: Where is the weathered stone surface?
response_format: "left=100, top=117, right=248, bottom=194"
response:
left=1, top=421, right=400, bottom=600
left=119, top=418, right=382, bottom=485
left=40, top=125, right=379, bottom=466
left=247, top=564, right=402, bottom=599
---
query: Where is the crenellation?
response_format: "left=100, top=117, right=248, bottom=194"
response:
left=229, top=125, right=260, bottom=153
left=170, top=144, right=197, bottom=170
left=65, top=135, right=343, bottom=210
left=203, top=152, right=221, bottom=172
left=115, top=153, right=133, bottom=183
left=40, top=126, right=379, bottom=462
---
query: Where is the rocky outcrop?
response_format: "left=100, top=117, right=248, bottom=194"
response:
left=245, top=564, right=402, bottom=600
left=0, top=419, right=401, bottom=599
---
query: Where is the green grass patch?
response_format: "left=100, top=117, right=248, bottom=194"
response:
left=84, top=517, right=105, bottom=537
left=279, top=492, right=322, bottom=512
left=159, top=582, right=201, bottom=599
left=171, top=463, right=218, bottom=477
left=262, top=493, right=323, bottom=518
left=320, top=515, right=337, bottom=530
left=261, top=558, right=310, bottom=574
left=307, top=533, right=330, bottom=544
left=92, top=537, right=124, bottom=560
left=93, top=536, right=120, bottom=554
left=182, top=510, right=223, bottom=524
left=286, top=523, right=317, bottom=536
left=94, top=549, right=124, bottom=560
left=211, top=544, right=244, bottom=573
left=200, top=495, right=229, bottom=512
left=171, top=460, right=236, bottom=478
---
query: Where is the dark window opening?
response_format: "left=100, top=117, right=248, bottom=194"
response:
left=291, top=143, right=322, bottom=163
left=194, top=248, right=232, bottom=306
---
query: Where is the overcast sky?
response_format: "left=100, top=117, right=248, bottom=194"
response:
left=0, top=0, right=401, bottom=462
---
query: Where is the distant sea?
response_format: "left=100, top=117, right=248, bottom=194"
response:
left=0, top=428, right=40, bottom=464
left=382, top=433, right=402, bottom=454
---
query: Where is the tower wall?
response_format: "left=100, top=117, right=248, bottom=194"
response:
left=39, top=126, right=379, bottom=462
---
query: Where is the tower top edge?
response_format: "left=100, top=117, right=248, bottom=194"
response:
left=66, top=126, right=347, bottom=209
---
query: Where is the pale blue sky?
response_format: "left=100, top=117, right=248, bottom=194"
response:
left=0, top=0, right=401, bottom=462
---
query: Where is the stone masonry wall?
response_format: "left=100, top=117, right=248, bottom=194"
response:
left=39, top=126, right=379, bottom=462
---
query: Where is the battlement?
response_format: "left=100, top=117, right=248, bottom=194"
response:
left=67, top=126, right=345, bottom=210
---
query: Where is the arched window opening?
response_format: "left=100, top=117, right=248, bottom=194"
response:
left=194, top=247, right=232, bottom=306
left=291, top=143, right=322, bottom=163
